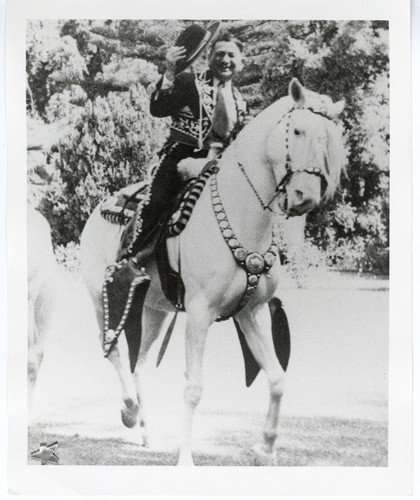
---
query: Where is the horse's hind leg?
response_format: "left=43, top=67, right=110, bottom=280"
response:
left=133, top=305, right=169, bottom=447
left=28, top=298, right=44, bottom=413
left=235, top=304, right=286, bottom=465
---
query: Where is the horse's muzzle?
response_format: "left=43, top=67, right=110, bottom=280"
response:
left=280, top=173, right=322, bottom=216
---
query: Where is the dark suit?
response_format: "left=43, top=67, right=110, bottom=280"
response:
left=120, top=69, right=247, bottom=260
left=150, top=69, right=247, bottom=149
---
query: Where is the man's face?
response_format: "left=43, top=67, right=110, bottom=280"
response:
left=209, top=41, right=243, bottom=82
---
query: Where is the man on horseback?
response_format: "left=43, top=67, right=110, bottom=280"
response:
left=103, top=24, right=250, bottom=350
left=118, top=24, right=249, bottom=265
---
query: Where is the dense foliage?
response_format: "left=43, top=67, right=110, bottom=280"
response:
left=27, top=19, right=389, bottom=274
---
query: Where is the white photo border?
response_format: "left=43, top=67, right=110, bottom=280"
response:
left=6, top=0, right=412, bottom=496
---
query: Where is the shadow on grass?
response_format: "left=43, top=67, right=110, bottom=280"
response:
left=28, top=414, right=387, bottom=466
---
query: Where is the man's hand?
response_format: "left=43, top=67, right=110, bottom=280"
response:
left=177, top=157, right=209, bottom=180
left=164, top=46, right=187, bottom=81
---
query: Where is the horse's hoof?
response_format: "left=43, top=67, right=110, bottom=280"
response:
left=121, top=398, right=139, bottom=428
left=252, top=443, right=277, bottom=466
left=139, top=428, right=150, bottom=448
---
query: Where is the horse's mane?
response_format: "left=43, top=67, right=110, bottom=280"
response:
left=323, top=118, right=346, bottom=200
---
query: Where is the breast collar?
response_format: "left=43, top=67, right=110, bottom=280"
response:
left=209, top=172, right=278, bottom=320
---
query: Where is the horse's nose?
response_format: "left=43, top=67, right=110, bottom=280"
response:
left=287, top=193, right=317, bottom=216
left=286, top=177, right=321, bottom=215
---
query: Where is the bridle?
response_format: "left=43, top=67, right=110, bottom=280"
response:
left=235, top=106, right=332, bottom=214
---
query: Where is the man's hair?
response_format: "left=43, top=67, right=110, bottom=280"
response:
left=210, top=31, right=243, bottom=54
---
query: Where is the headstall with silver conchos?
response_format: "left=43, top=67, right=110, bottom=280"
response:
left=236, top=105, right=331, bottom=213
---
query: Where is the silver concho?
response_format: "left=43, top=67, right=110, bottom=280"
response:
left=245, top=253, right=265, bottom=274
left=105, top=329, right=116, bottom=344
left=264, top=252, right=276, bottom=267
left=228, top=238, right=239, bottom=248
left=248, top=274, right=259, bottom=286
left=234, top=247, right=247, bottom=262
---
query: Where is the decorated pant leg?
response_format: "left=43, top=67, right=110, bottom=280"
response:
left=118, top=153, right=184, bottom=262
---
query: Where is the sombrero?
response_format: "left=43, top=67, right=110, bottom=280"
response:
left=174, top=21, right=221, bottom=75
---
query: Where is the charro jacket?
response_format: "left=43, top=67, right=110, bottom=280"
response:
left=150, top=69, right=248, bottom=150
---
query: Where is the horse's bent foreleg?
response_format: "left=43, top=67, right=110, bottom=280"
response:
left=90, top=292, right=139, bottom=428
left=133, top=305, right=169, bottom=447
left=236, top=305, right=286, bottom=465
left=108, top=345, right=139, bottom=429
left=178, top=303, right=212, bottom=466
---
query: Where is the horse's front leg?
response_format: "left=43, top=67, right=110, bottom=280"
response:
left=90, top=295, right=139, bottom=429
left=235, top=304, right=286, bottom=465
left=178, top=301, right=213, bottom=466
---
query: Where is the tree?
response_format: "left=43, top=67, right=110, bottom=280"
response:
left=27, top=20, right=390, bottom=273
left=257, top=21, right=389, bottom=273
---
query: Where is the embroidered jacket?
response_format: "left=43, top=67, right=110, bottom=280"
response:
left=150, top=70, right=248, bottom=150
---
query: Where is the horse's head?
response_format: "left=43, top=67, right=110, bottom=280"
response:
left=265, top=79, right=346, bottom=217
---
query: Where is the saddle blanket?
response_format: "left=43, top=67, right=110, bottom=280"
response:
left=100, top=181, right=148, bottom=226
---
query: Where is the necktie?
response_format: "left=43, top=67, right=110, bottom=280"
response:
left=212, top=82, right=235, bottom=141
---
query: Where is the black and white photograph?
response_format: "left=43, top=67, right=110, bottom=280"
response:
left=6, top=0, right=412, bottom=496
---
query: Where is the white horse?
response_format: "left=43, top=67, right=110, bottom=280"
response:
left=80, top=79, right=345, bottom=465
left=27, top=206, right=58, bottom=411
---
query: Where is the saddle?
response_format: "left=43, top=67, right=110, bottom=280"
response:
left=101, top=164, right=217, bottom=236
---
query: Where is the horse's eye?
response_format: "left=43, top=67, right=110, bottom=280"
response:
left=294, top=129, right=301, bottom=136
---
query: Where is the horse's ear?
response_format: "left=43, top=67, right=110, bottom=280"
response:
left=331, top=100, right=345, bottom=117
left=289, top=78, right=305, bottom=106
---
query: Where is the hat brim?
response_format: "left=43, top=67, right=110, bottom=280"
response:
left=175, top=21, right=221, bottom=75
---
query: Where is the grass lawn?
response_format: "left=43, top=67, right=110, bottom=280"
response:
left=28, top=413, right=387, bottom=466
